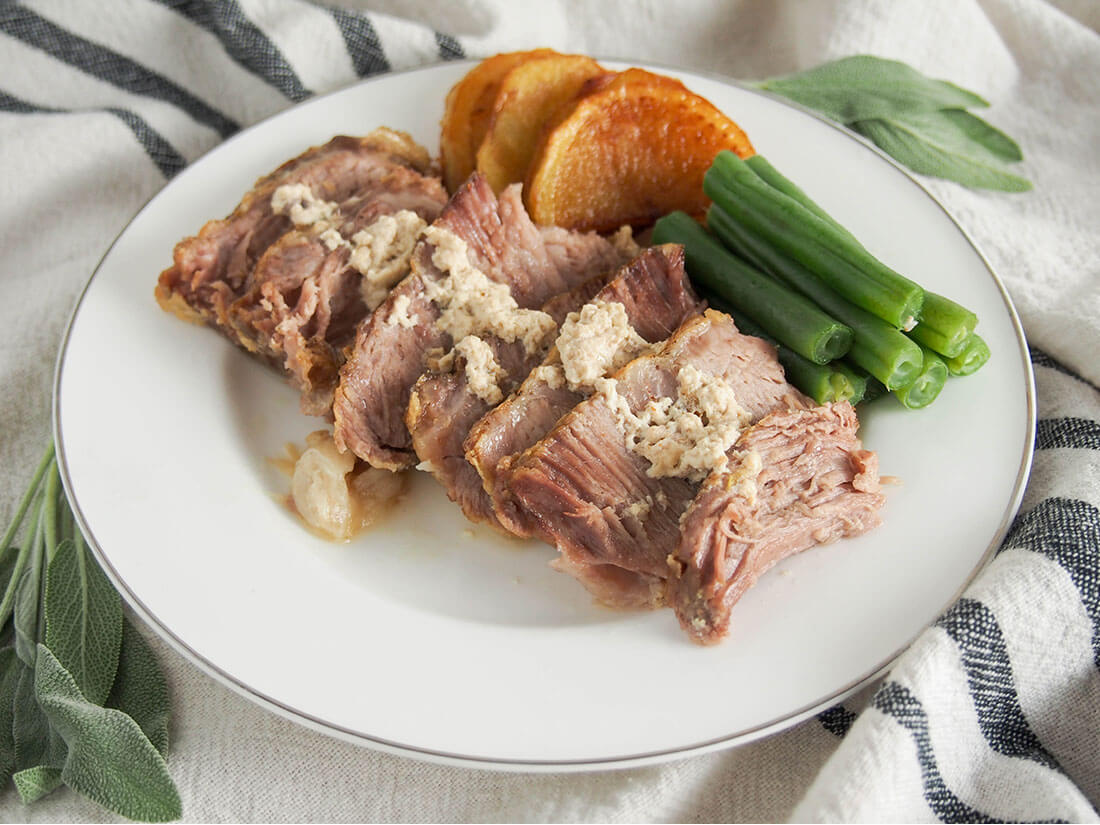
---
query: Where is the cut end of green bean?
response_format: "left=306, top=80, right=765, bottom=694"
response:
left=832, top=361, right=870, bottom=405
left=945, top=333, right=991, bottom=376
left=777, top=340, right=862, bottom=404
left=846, top=334, right=923, bottom=392
left=910, top=321, right=971, bottom=357
left=899, top=289, right=925, bottom=332
left=708, top=292, right=862, bottom=405
left=894, top=346, right=948, bottom=409
left=884, top=345, right=924, bottom=391
left=812, top=324, right=855, bottom=364
left=908, top=291, right=979, bottom=357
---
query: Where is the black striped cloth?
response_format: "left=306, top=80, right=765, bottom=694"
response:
left=0, top=1, right=465, bottom=178
left=2, top=1, right=1098, bottom=821
left=798, top=349, right=1100, bottom=821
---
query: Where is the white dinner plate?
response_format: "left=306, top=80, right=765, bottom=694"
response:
left=54, top=60, right=1035, bottom=770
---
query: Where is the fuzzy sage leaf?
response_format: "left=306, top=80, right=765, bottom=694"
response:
left=44, top=537, right=123, bottom=706
left=33, top=644, right=182, bottom=822
left=0, top=647, right=20, bottom=783
left=0, top=446, right=180, bottom=819
left=755, top=55, right=1031, bottom=192
left=13, top=524, right=45, bottom=668
left=756, top=55, right=988, bottom=122
left=933, top=108, right=1023, bottom=162
left=852, top=116, right=1032, bottom=192
left=12, top=663, right=49, bottom=770
left=107, top=617, right=171, bottom=756
left=12, top=765, right=62, bottom=804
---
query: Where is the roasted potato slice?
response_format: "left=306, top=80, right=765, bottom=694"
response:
left=525, top=68, right=756, bottom=232
left=475, top=53, right=608, bottom=194
left=440, top=49, right=557, bottom=193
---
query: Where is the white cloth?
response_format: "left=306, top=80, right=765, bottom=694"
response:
left=1, top=0, right=1098, bottom=821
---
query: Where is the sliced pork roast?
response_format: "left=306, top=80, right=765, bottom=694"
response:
left=155, top=128, right=447, bottom=417
left=668, top=401, right=885, bottom=644
left=506, top=309, right=811, bottom=607
left=466, top=244, right=704, bottom=538
left=331, top=173, right=628, bottom=470
left=228, top=166, right=447, bottom=414
left=156, top=128, right=434, bottom=339
left=406, top=272, right=611, bottom=530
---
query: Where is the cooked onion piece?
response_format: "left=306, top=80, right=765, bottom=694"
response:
left=291, top=430, right=406, bottom=540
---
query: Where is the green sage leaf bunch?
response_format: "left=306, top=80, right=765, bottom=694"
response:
left=755, top=55, right=1032, bottom=192
left=0, top=444, right=181, bottom=821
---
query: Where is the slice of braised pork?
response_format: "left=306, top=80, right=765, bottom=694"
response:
left=506, top=309, right=810, bottom=607
left=331, top=174, right=627, bottom=470
left=228, top=165, right=447, bottom=414
left=155, top=128, right=434, bottom=343
left=466, top=244, right=704, bottom=538
left=405, top=272, right=611, bottom=530
left=668, top=401, right=885, bottom=644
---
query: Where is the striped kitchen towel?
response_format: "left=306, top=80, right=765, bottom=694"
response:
left=0, top=0, right=467, bottom=180
left=1, top=1, right=1098, bottom=822
left=797, top=348, right=1100, bottom=822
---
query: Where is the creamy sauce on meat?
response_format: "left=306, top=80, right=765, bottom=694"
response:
left=422, top=225, right=556, bottom=356
left=529, top=363, right=566, bottom=390
left=724, top=449, right=763, bottom=504
left=349, top=210, right=428, bottom=309
left=555, top=299, right=649, bottom=391
left=454, top=335, right=507, bottom=404
left=271, top=186, right=427, bottom=311
left=385, top=293, right=419, bottom=328
left=271, top=183, right=340, bottom=228
left=625, top=488, right=669, bottom=521
left=596, top=364, right=751, bottom=481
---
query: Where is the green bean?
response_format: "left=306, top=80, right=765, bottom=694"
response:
left=945, top=333, right=991, bottom=376
left=893, top=344, right=948, bottom=409
left=706, top=205, right=923, bottom=391
left=908, top=291, right=979, bottom=358
left=652, top=211, right=853, bottom=364
left=710, top=295, right=867, bottom=405
left=706, top=151, right=924, bottom=330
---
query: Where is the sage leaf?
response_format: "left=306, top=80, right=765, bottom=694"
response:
left=44, top=724, right=69, bottom=772
left=107, top=617, right=170, bottom=756
left=757, top=55, right=988, bottom=122
left=0, top=647, right=21, bottom=782
left=852, top=117, right=1032, bottom=192
left=13, top=542, right=44, bottom=668
left=12, top=663, right=48, bottom=770
left=44, top=538, right=123, bottom=706
left=874, top=108, right=1025, bottom=166
left=1, top=446, right=178, bottom=818
left=13, top=765, right=62, bottom=804
left=933, top=108, right=1023, bottom=162
left=0, top=548, right=28, bottom=636
left=12, top=658, right=68, bottom=774
left=33, top=645, right=182, bottom=822
left=0, top=546, right=19, bottom=611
